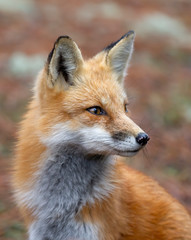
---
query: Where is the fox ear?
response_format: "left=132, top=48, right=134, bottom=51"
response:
left=47, top=36, right=83, bottom=89
left=105, top=31, right=135, bottom=83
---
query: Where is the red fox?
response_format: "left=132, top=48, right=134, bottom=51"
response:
left=13, top=31, right=191, bottom=240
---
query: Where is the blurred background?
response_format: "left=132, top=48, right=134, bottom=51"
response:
left=0, top=0, right=191, bottom=239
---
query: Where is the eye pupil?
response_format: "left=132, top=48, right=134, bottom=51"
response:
left=95, top=108, right=100, bottom=114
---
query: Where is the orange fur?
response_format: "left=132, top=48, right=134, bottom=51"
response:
left=13, top=33, right=191, bottom=239
left=79, top=161, right=191, bottom=239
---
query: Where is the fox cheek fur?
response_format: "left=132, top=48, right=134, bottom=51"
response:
left=37, top=33, right=145, bottom=156
left=13, top=32, right=191, bottom=240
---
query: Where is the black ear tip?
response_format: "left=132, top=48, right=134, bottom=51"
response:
left=47, top=47, right=54, bottom=64
left=104, top=30, right=135, bottom=51
left=47, top=35, right=72, bottom=64
left=55, top=35, right=71, bottom=44
left=124, top=30, right=135, bottom=39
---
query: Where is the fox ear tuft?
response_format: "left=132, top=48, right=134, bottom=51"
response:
left=105, top=31, right=135, bottom=83
left=47, top=36, right=83, bottom=89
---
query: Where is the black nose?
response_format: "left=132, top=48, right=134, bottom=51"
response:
left=136, top=133, right=150, bottom=146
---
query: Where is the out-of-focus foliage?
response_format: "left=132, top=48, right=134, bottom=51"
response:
left=0, top=0, right=191, bottom=239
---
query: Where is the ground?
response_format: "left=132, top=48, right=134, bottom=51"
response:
left=0, top=0, right=191, bottom=239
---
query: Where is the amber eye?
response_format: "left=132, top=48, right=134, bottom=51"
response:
left=86, top=106, right=107, bottom=116
left=125, top=104, right=129, bottom=113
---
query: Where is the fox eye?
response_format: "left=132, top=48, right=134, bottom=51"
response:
left=86, top=106, right=106, bottom=116
left=125, top=104, right=129, bottom=113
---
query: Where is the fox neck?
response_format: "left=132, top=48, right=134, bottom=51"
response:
left=28, top=145, right=115, bottom=239
left=33, top=144, right=115, bottom=218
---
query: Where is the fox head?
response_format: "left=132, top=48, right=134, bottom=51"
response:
left=35, top=31, right=149, bottom=157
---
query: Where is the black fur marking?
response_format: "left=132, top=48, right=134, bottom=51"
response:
left=104, top=30, right=134, bottom=51
left=47, top=35, right=75, bottom=85
left=47, top=47, right=55, bottom=64
left=112, top=132, right=128, bottom=141
left=57, top=54, right=70, bottom=83
left=47, top=35, right=71, bottom=64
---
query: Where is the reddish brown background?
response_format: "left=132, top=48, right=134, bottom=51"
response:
left=0, top=0, right=191, bottom=239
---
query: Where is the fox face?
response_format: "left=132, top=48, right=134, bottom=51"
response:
left=36, top=32, right=149, bottom=157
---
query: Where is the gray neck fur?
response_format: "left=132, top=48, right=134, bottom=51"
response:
left=29, top=144, right=115, bottom=240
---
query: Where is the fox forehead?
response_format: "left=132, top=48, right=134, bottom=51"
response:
left=64, top=60, right=128, bottom=109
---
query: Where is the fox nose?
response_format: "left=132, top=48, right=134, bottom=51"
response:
left=136, top=133, right=150, bottom=146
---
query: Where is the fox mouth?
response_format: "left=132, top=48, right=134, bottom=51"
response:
left=113, top=147, right=142, bottom=157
